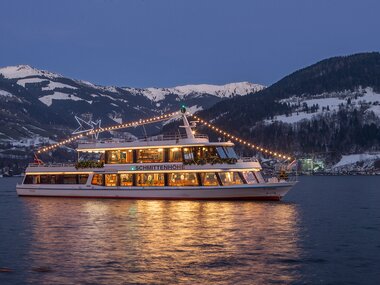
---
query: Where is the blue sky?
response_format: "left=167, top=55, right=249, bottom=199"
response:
left=0, top=0, right=379, bottom=87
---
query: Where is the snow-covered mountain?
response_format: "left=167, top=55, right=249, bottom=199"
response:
left=124, top=82, right=263, bottom=102
left=0, top=65, right=264, bottom=105
left=265, top=87, right=380, bottom=124
left=194, top=52, right=380, bottom=170
left=0, top=65, right=61, bottom=79
left=0, top=64, right=264, bottom=144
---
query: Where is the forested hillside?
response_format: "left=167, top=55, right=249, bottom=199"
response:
left=189, top=52, right=380, bottom=162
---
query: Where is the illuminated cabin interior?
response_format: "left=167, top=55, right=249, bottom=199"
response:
left=95, top=146, right=239, bottom=164
left=24, top=143, right=265, bottom=187
left=24, top=170, right=262, bottom=187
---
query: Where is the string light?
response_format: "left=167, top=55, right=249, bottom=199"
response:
left=189, top=114, right=292, bottom=161
left=36, top=111, right=179, bottom=154
left=36, top=109, right=292, bottom=161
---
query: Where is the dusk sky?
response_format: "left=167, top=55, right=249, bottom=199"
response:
left=1, top=0, right=379, bottom=88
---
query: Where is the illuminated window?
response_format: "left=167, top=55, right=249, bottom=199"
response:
left=105, top=174, right=118, bottom=187
left=183, top=148, right=194, bottom=161
left=201, top=172, right=219, bottom=186
left=119, top=174, right=133, bottom=186
left=218, top=172, right=243, bottom=185
left=137, top=148, right=164, bottom=163
left=91, top=174, right=103, bottom=185
left=120, top=149, right=133, bottom=163
left=193, top=147, right=202, bottom=159
left=202, top=146, right=217, bottom=158
left=169, top=148, right=182, bottom=162
left=168, top=172, right=198, bottom=186
left=107, top=150, right=121, bottom=164
left=136, top=173, right=164, bottom=187
left=241, top=171, right=257, bottom=184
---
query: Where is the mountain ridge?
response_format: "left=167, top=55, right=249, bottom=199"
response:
left=0, top=64, right=264, bottom=102
left=0, top=64, right=264, bottom=145
left=191, top=52, right=380, bottom=164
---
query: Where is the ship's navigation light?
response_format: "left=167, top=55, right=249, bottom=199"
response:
left=180, top=105, right=187, bottom=114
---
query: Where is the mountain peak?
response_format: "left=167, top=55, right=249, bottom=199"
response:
left=124, top=81, right=265, bottom=101
left=0, top=64, right=60, bottom=79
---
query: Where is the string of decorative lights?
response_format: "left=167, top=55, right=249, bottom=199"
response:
left=188, top=113, right=292, bottom=161
left=36, top=111, right=180, bottom=154
left=36, top=108, right=292, bottom=161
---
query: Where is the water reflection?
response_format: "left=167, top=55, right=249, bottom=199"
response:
left=23, top=198, right=301, bottom=284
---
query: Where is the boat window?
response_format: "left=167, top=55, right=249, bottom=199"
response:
left=24, top=175, right=34, bottom=184
left=63, top=174, right=78, bottom=184
left=107, top=150, right=121, bottom=164
left=78, top=174, right=89, bottom=184
left=91, top=174, right=103, bottom=186
left=48, top=175, right=57, bottom=184
left=200, top=172, right=219, bottom=186
left=40, top=175, right=49, bottom=184
left=169, top=147, right=182, bottom=162
left=183, top=148, right=194, bottom=161
left=23, top=174, right=88, bottom=184
left=254, top=171, right=265, bottom=183
left=192, top=147, right=202, bottom=159
left=50, top=175, right=64, bottom=184
left=120, top=149, right=133, bottom=163
left=241, top=171, right=257, bottom=184
left=34, top=175, right=41, bottom=184
left=119, top=174, right=133, bottom=186
left=79, top=152, right=105, bottom=164
left=137, top=148, right=164, bottom=163
left=168, top=173, right=198, bottom=186
left=136, top=173, right=165, bottom=187
left=202, top=146, right=217, bottom=158
left=216, top=147, right=227, bottom=158
left=223, top=147, right=238, bottom=159
left=105, top=174, right=118, bottom=187
left=218, top=172, right=243, bottom=185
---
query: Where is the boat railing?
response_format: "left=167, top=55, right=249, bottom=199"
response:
left=28, top=163, right=76, bottom=168
left=78, top=134, right=209, bottom=144
left=143, top=134, right=209, bottom=141
left=239, top=157, right=259, bottom=162
left=286, top=175, right=298, bottom=182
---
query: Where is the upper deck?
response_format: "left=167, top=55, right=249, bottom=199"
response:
left=77, top=133, right=234, bottom=153
left=25, top=156, right=262, bottom=174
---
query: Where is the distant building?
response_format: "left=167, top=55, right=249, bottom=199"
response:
left=299, top=158, right=325, bottom=173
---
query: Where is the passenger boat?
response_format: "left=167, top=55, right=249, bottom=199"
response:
left=16, top=109, right=296, bottom=200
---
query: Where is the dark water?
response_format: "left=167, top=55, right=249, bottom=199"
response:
left=0, top=177, right=379, bottom=284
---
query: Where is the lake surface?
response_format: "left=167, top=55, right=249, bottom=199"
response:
left=0, top=176, right=379, bottom=285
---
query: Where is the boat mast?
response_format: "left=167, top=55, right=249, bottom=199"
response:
left=179, top=106, right=195, bottom=139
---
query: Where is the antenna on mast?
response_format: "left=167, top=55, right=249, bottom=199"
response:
left=179, top=105, right=195, bottom=139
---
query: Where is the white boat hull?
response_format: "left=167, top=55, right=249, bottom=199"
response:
left=16, top=182, right=296, bottom=200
